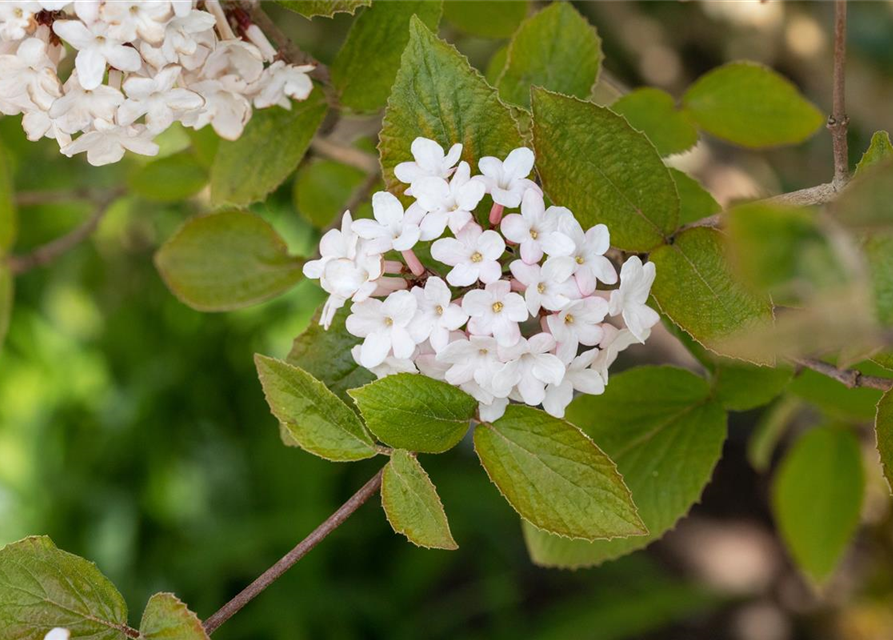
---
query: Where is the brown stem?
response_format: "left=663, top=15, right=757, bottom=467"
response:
left=6, top=190, right=121, bottom=275
left=202, top=468, right=384, bottom=635
left=794, top=358, right=892, bottom=391
left=310, top=137, right=379, bottom=174
left=829, top=0, right=849, bottom=187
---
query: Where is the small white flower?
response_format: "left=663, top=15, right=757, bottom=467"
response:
left=43, top=628, right=70, bottom=640
left=21, top=109, right=71, bottom=146
left=394, top=137, right=462, bottom=187
left=497, top=333, right=566, bottom=406
left=478, top=395, right=509, bottom=422
left=160, top=9, right=216, bottom=59
left=413, top=161, right=486, bottom=240
left=543, top=349, right=605, bottom=418
left=180, top=78, right=251, bottom=140
left=352, top=191, right=424, bottom=253
left=509, top=258, right=580, bottom=315
left=49, top=71, right=124, bottom=134
left=61, top=118, right=159, bottom=166
left=351, top=344, right=417, bottom=379
left=430, top=222, right=505, bottom=287
left=202, top=40, right=264, bottom=85
left=407, top=277, right=468, bottom=352
left=119, top=65, right=203, bottom=133
left=546, top=297, right=609, bottom=363
left=252, top=60, right=314, bottom=109
left=0, top=37, right=62, bottom=114
left=592, top=324, right=641, bottom=383
left=475, top=147, right=539, bottom=208
left=0, top=2, right=40, bottom=41
left=608, top=256, right=660, bottom=343
left=346, top=290, right=419, bottom=368
left=546, top=217, right=617, bottom=295
left=500, top=189, right=574, bottom=264
left=101, top=1, right=173, bottom=44
left=304, top=211, right=360, bottom=280
left=53, top=19, right=142, bottom=90
left=462, top=280, right=528, bottom=347
left=435, top=335, right=503, bottom=390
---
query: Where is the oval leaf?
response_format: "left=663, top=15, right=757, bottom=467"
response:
left=649, top=226, right=775, bottom=364
left=348, top=373, right=475, bottom=454
left=129, top=152, right=207, bottom=203
left=612, top=88, right=698, bottom=157
left=381, top=450, right=457, bottom=550
left=474, top=404, right=646, bottom=541
left=140, top=593, right=208, bottom=640
left=670, top=168, right=720, bottom=227
left=255, top=355, right=377, bottom=461
left=772, top=426, right=864, bottom=585
left=855, top=131, right=893, bottom=176
left=294, top=159, right=367, bottom=228
left=155, top=210, right=303, bottom=312
left=682, top=61, right=824, bottom=148
left=496, top=3, right=602, bottom=109
left=211, top=94, right=328, bottom=206
left=875, top=389, right=893, bottom=494
left=379, top=17, right=523, bottom=199
left=0, top=536, right=129, bottom=640
left=332, top=0, right=443, bottom=113
left=531, top=87, right=679, bottom=251
left=525, top=366, right=727, bottom=568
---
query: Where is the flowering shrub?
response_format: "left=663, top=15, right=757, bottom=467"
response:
left=0, top=0, right=313, bottom=165
left=304, top=137, right=658, bottom=421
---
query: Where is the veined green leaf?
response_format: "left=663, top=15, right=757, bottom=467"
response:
left=474, top=405, right=646, bottom=541
left=525, top=366, right=726, bottom=568
left=0, top=536, right=129, bottom=640
left=496, top=3, right=602, bottom=109
left=682, top=61, right=824, bottom=148
left=442, top=0, right=528, bottom=39
left=612, top=88, right=698, bottom=157
left=712, top=363, right=793, bottom=412
left=211, top=94, right=327, bottom=206
left=349, top=373, right=475, bottom=454
left=155, top=210, right=303, bottom=312
left=255, top=355, right=377, bottom=461
left=276, top=0, right=369, bottom=18
left=379, top=17, right=522, bottom=200
left=381, top=450, right=457, bottom=550
left=140, top=593, right=208, bottom=640
left=670, top=168, right=720, bottom=227
left=772, top=426, right=864, bottom=584
left=532, top=87, right=679, bottom=251
left=332, top=0, right=443, bottom=113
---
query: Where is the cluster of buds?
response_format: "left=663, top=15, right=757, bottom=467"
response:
left=303, top=138, right=660, bottom=421
left=0, top=0, right=314, bottom=165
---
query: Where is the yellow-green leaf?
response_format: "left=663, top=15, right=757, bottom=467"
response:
left=129, top=152, right=207, bottom=203
left=670, top=168, right=720, bottom=227
left=442, top=0, right=528, bottom=39
left=0, top=265, right=12, bottom=350
left=0, top=142, right=16, bottom=253
left=276, top=0, right=369, bottom=18
left=876, top=389, right=893, bottom=494
left=855, top=131, right=893, bottom=176
left=140, top=593, right=208, bottom=640
left=612, top=88, right=698, bottom=157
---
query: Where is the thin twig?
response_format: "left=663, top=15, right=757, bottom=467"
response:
left=6, top=190, right=122, bottom=275
left=15, top=188, right=107, bottom=207
left=829, top=0, right=849, bottom=187
left=202, top=468, right=385, bottom=635
left=794, top=358, right=892, bottom=391
left=310, top=137, right=379, bottom=174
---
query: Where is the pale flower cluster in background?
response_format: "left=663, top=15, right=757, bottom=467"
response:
left=0, top=0, right=314, bottom=165
left=303, top=138, right=660, bottom=421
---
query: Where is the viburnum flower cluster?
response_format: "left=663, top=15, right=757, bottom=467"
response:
left=303, top=138, right=660, bottom=421
left=0, top=0, right=314, bottom=166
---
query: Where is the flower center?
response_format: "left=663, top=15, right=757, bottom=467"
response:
left=384, top=317, right=393, bottom=326
left=130, top=5, right=139, bottom=13
left=537, top=283, right=546, bottom=294
left=478, top=348, right=489, bottom=356
left=491, top=301, right=504, bottom=313
left=14, top=8, right=23, bottom=17
left=564, top=313, right=575, bottom=325
left=575, top=255, right=585, bottom=265
left=529, top=228, right=538, bottom=240
left=470, top=251, right=483, bottom=263
left=95, top=35, right=106, bottom=44
left=435, top=305, right=444, bottom=316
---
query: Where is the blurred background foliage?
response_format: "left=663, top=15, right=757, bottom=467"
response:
left=2, top=2, right=893, bottom=639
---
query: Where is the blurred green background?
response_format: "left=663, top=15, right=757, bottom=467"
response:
left=3, top=2, right=893, bottom=639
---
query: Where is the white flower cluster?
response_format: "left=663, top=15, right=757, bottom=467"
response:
left=0, top=0, right=314, bottom=166
left=303, top=138, right=660, bottom=421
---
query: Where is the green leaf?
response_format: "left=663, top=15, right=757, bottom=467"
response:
left=332, top=0, right=443, bottom=113
left=381, top=450, right=457, bottom=549
left=379, top=17, right=523, bottom=199
left=287, top=304, right=373, bottom=405
left=788, top=367, right=883, bottom=422
left=525, top=366, right=726, bottom=568
left=0, top=142, right=16, bottom=252
left=832, top=161, right=893, bottom=231
left=670, top=168, right=720, bottom=227
left=348, top=373, right=475, bottom=454
left=612, top=88, right=698, bottom=157
left=0, top=536, right=129, bottom=640
left=876, top=389, right=893, bottom=494
left=129, top=152, right=207, bottom=203
left=0, top=265, right=12, bottom=350
left=155, top=211, right=303, bottom=312
left=748, top=395, right=803, bottom=472
left=140, top=593, right=208, bottom=640
left=772, top=426, right=864, bottom=584
left=712, top=363, right=793, bottom=412
left=855, top=131, right=893, bottom=176
left=650, top=226, right=775, bottom=364
left=442, top=0, right=528, bottom=39
left=211, top=96, right=327, bottom=206
left=865, top=232, right=893, bottom=325
left=682, top=61, right=824, bottom=148
left=532, top=88, right=679, bottom=251
left=474, top=404, right=646, bottom=541
left=484, top=45, right=508, bottom=85
left=496, top=3, right=602, bottom=109
left=293, top=159, right=366, bottom=228
left=276, top=0, right=369, bottom=18
left=874, top=352, right=893, bottom=371
left=255, top=355, right=377, bottom=461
